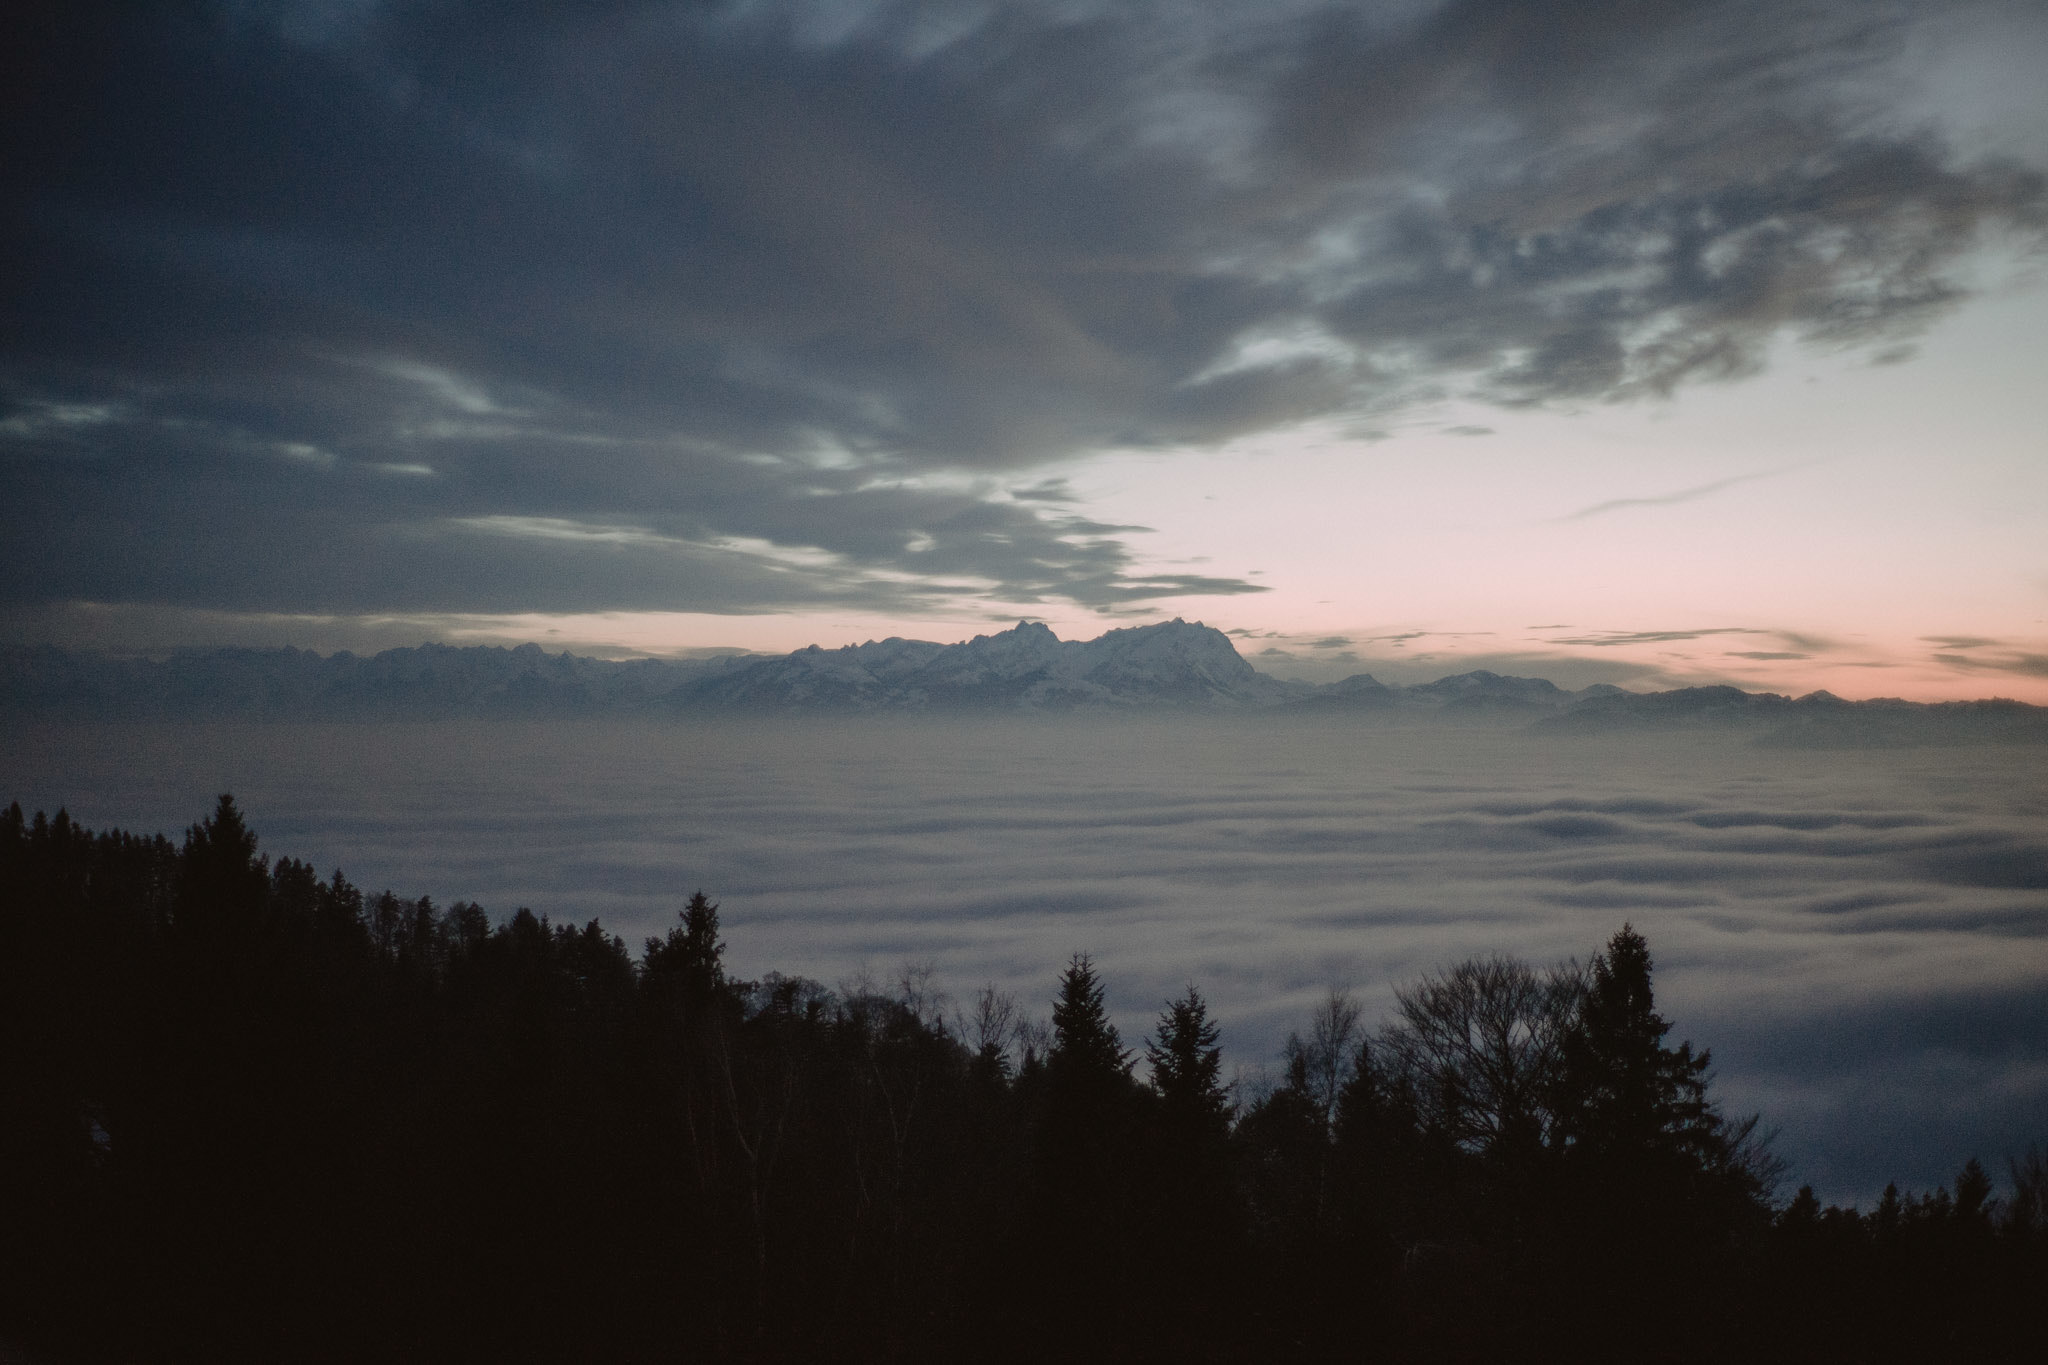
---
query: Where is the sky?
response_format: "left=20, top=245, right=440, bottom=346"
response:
left=5, top=0, right=2047, bottom=700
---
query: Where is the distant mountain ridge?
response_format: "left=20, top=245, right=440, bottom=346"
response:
left=681, top=619, right=1296, bottom=711
left=4, top=622, right=2045, bottom=743
left=0, top=641, right=741, bottom=719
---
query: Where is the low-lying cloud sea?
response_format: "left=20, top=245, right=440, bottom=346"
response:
left=7, top=715, right=2044, bottom=1209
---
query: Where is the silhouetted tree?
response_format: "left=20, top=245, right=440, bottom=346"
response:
left=1332, top=1035, right=1426, bottom=1243
left=1386, top=954, right=1581, bottom=1165
left=1236, top=1050, right=1333, bottom=1240
left=964, top=982, right=1022, bottom=1081
left=1554, top=925, right=1775, bottom=1230
left=1954, top=1157, right=1994, bottom=1224
left=646, top=890, right=723, bottom=987
left=1049, top=953, right=1129, bottom=1081
left=1556, top=925, right=1715, bottom=1162
left=1135, top=983, right=1243, bottom=1344
left=2007, top=1144, right=2047, bottom=1235
left=1024, top=956, right=1142, bottom=1344
left=174, top=793, right=269, bottom=945
left=1287, top=988, right=1363, bottom=1134
left=1147, top=985, right=1229, bottom=1135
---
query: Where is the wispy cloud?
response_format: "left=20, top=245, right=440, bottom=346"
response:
left=1542, top=627, right=1764, bottom=647
left=1922, top=635, right=2009, bottom=650
left=1934, top=651, right=2048, bottom=678
left=1355, top=630, right=1497, bottom=647
left=1557, top=471, right=1782, bottom=522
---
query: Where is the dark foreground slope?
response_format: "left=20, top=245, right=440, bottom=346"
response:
left=5, top=799, right=2044, bottom=1363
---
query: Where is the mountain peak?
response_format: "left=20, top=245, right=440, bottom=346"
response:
left=1000, top=619, right=1059, bottom=640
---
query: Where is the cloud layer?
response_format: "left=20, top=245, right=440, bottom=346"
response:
left=4, top=0, right=2042, bottom=626
left=8, top=713, right=2044, bottom=1206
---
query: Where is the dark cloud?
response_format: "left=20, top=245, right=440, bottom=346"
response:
left=1728, top=651, right=1811, bottom=660
left=3, top=0, right=2042, bottom=627
left=1933, top=650, right=2048, bottom=678
left=1009, top=478, right=1078, bottom=503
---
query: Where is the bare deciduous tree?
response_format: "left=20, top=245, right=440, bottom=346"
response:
left=896, top=959, right=949, bottom=1033
left=962, top=982, right=1021, bottom=1071
left=1385, top=954, right=1583, bottom=1158
left=1284, top=987, right=1362, bottom=1130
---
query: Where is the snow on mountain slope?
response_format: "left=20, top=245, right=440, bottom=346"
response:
left=681, top=619, right=1285, bottom=710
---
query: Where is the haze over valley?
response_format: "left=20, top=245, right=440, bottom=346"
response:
left=9, top=698, right=2044, bottom=1210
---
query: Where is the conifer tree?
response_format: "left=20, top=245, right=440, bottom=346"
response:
left=1146, top=985, right=1227, bottom=1131
left=174, top=793, right=269, bottom=940
left=676, top=891, right=724, bottom=983
left=1557, top=924, right=1717, bottom=1165
left=1049, top=954, right=1129, bottom=1080
left=644, top=890, right=727, bottom=1007
left=1030, top=956, right=1140, bottom=1347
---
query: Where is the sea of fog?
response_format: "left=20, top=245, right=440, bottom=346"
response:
left=6, top=715, right=2045, bottom=1208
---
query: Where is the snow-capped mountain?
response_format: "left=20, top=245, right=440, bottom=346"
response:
left=678, top=619, right=1300, bottom=710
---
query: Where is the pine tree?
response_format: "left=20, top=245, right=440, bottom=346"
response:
left=1953, top=1158, right=1994, bottom=1225
left=174, top=793, right=269, bottom=942
left=1557, top=924, right=1716, bottom=1164
left=644, top=890, right=726, bottom=1007
left=1146, top=985, right=1227, bottom=1132
left=1031, top=955, right=1141, bottom=1348
left=1554, top=923, right=1776, bottom=1255
left=1049, top=953, right=1129, bottom=1080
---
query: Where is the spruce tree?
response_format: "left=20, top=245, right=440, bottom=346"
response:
left=1049, top=953, right=1129, bottom=1080
left=1034, top=955, right=1139, bottom=1348
left=1557, top=924, right=1716, bottom=1165
left=1146, top=986, right=1227, bottom=1132
left=644, top=890, right=726, bottom=1007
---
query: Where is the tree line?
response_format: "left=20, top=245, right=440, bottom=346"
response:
left=3, top=797, right=2042, bottom=1362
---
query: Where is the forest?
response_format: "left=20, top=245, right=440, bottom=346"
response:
left=3, top=796, right=2043, bottom=1363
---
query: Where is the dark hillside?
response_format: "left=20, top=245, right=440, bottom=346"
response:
left=3, top=799, right=2041, bottom=1362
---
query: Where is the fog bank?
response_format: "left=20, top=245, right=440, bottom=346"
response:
left=6, top=714, right=2042, bottom=1206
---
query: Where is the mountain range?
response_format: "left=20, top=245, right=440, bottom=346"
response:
left=5, top=620, right=2044, bottom=745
